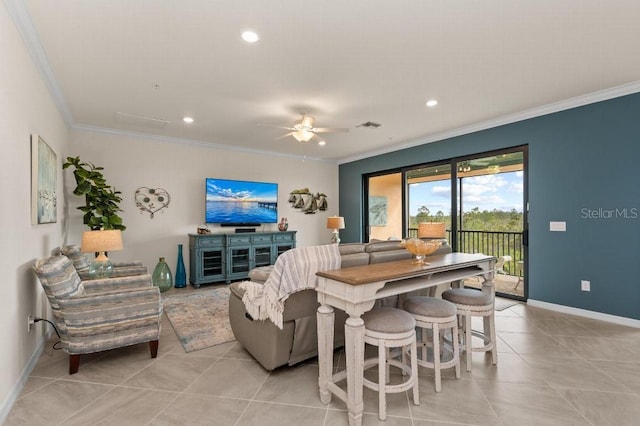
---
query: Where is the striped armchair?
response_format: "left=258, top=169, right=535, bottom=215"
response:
left=32, top=255, right=162, bottom=374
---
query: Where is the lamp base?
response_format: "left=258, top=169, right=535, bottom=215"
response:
left=89, top=252, right=113, bottom=278
left=330, top=230, right=340, bottom=245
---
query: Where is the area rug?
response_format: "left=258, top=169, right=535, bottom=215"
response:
left=494, top=296, right=520, bottom=311
left=162, top=287, right=235, bottom=353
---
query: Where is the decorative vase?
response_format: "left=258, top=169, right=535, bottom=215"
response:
left=175, top=244, right=187, bottom=288
left=278, top=217, right=288, bottom=231
left=152, top=257, right=173, bottom=293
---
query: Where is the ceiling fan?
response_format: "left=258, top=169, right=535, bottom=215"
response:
left=271, top=114, right=349, bottom=143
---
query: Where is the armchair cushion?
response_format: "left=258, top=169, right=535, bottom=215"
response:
left=33, top=256, right=85, bottom=304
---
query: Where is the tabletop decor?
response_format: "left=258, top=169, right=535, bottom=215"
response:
left=400, top=238, right=442, bottom=265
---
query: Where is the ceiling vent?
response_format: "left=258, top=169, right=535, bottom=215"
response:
left=356, top=121, right=382, bottom=128
left=116, top=112, right=169, bottom=129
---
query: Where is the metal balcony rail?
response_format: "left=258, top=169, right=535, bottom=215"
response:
left=408, top=228, right=524, bottom=277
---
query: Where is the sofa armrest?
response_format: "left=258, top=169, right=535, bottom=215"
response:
left=57, top=286, right=160, bottom=310
left=82, top=274, right=153, bottom=294
left=78, top=264, right=148, bottom=280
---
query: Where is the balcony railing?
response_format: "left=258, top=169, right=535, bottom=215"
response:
left=408, top=228, right=524, bottom=276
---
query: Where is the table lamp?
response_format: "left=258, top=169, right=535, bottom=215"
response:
left=326, top=216, right=345, bottom=244
left=417, top=222, right=446, bottom=239
left=81, top=229, right=123, bottom=278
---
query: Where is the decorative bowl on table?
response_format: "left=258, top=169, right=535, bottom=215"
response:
left=400, top=238, right=442, bottom=265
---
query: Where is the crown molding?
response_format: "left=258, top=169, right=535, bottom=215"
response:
left=4, top=0, right=74, bottom=126
left=337, top=80, right=640, bottom=165
left=72, top=125, right=332, bottom=163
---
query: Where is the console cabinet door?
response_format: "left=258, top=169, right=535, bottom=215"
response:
left=189, top=234, right=226, bottom=287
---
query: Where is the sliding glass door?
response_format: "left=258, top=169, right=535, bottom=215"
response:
left=363, top=146, right=528, bottom=300
left=455, top=150, right=527, bottom=299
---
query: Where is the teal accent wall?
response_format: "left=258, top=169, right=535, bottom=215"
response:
left=339, top=93, right=640, bottom=319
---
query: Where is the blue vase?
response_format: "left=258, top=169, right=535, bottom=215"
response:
left=175, top=244, right=187, bottom=288
left=152, top=257, right=172, bottom=293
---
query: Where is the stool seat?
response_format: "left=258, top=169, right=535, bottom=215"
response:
left=402, top=296, right=461, bottom=392
left=441, top=288, right=492, bottom=306
left=403, top=296, right=457, bottom=318
left=362, top=307, right=419, bottom=421
left=363, top=307, right=415, bottom=334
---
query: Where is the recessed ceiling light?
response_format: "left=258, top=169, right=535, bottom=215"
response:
left=318, top=140, right=326, bottom=146
left=183, top=116, right=194, bottom=124
left=242, top=31, right=259, bottom=43
left=426, top=99, right=438, bottom=108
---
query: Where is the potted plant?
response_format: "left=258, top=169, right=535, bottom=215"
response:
left=63, top=156, right=126, bottom=230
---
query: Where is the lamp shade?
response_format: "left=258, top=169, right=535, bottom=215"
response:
left=326, top=216, right=345, bottom=230
left=417, top=222, right=446, bottom=239
left=81, top=230, right=124, bottom=253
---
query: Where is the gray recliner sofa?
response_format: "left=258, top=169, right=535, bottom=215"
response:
left=228, top=239, right=451, bottom=370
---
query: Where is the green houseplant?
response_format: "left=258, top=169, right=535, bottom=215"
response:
left=63, top=156, right=126, bottom=231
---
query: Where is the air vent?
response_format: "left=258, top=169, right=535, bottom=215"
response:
left=116, top=112, right=169, bottom=129
left=356, top=121, right=382, bottom=128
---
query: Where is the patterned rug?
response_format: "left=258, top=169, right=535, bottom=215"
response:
left=162, top=287, right=235, bottom=352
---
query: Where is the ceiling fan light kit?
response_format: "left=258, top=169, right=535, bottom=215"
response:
left=272, top=114, right=349, bottom=144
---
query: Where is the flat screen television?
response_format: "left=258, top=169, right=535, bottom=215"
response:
left=205, top=178, right=278, bottom=226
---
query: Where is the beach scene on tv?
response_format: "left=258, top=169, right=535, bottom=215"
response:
left=206, top=178, right=278, bottom=224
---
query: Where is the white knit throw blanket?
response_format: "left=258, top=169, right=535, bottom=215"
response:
left=240, top=244, right=341, bottom=329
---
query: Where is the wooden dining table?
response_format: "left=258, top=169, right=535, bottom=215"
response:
left=315, top=252, right=496, bottom=426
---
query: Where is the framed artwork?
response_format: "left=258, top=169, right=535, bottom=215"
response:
left=368, top=196, right=387, bottom=226
left=31, top=134, right=57, bottom=224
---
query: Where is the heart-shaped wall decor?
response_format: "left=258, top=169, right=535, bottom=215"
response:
left=135, top=187, right=171, bottom=218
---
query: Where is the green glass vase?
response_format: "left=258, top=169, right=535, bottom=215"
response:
left=152, top=257, right=173, bottom=293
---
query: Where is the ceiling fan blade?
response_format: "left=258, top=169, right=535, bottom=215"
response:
left=258, top=124, right=296, bottom=131
left=276, top=132, right=294, bottom=140
left=313, top=127, right=350, bottom=133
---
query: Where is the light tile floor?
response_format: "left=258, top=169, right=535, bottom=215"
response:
left=6, top=302, right=640, bottom=425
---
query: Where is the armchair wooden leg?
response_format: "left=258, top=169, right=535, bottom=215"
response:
left=149, top=340, right=159, bottom=358
left=69, top=354, right=80, bottom=375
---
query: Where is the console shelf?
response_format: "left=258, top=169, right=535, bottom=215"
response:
left=189, top=231, right=296, bottom=287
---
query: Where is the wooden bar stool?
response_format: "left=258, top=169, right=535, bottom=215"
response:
left=362, top=307, right=419, bottom=421
left=402, top=296, right=460, bottom=392
left=441, top=287, right=497, bottom=372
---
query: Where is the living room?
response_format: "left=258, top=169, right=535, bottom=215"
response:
left=3, top=1, right=640, bottom=424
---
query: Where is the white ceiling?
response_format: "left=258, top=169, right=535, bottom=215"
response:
left=12, top=0, right=640, bottom=162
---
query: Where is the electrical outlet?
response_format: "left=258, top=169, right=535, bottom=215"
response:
left=27, top=315, right=35, bottom=332
left=581, top=280, right=590, bottom=292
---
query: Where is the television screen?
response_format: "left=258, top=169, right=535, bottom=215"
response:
left=205, top=178, right=278, bottom=225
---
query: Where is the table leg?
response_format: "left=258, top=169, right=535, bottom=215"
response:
left=317, top=303, right=334, bottom=404
left=345, top=315, right=365, bottom=426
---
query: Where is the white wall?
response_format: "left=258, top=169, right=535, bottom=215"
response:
left=68, top=129, right=339, bottom=276
left=0, top=3, right=70, bottom=420
left=1, top=1, right=337, bottom=417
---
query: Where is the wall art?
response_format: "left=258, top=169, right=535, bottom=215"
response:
left=289, top=188, right=328, bottom=214
left=135, top=187, right=171, bottom=218
left=31, top=134, right=57, bottom=224
left=368, top=196, right=387, bottom=226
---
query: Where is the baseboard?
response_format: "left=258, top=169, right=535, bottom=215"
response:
left=0, top=331, right=50, bottom=424
left=527, top=299, right=640, bottom=328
